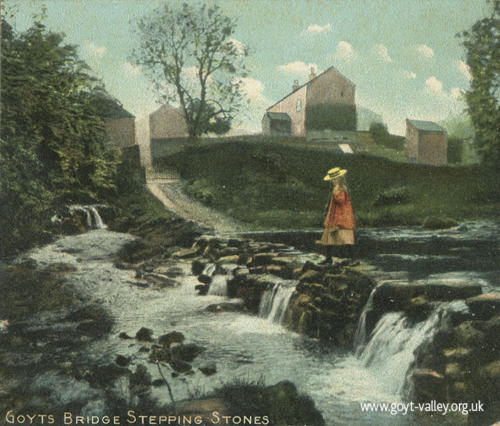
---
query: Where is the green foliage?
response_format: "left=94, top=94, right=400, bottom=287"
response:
left=447, top=137, right=465, bottom=164
left=0, top=20, right=119, bottom=256
left=370, top=123, right=405, bottom=151
left=372, top=186, right=410, bottom=207
left=131, top=3, right=248, bottom=139
left=422, top=216, right=459, bottom=230
left=305, top=103, right=357, bottom=131
left=460, top=0, right=500, bottom=167
left=155, top=139, right=500, bottom=229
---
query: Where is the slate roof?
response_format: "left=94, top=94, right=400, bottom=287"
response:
left=265, top=112, right=291, bottom=121
left=407, top=119, right=446, bottom=133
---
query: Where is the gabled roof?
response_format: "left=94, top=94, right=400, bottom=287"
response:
left=266, top=66, right=355, bottom=112
left=151, top=103, right=185, bottom=118
left=407, top=119, right=446, bottom=133
left=93, top=93, right=135, bottom=119
left=264, top=112, right=291, bottom=121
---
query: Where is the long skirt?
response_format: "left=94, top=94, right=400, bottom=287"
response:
left=316, top=227, right=355, bottom=246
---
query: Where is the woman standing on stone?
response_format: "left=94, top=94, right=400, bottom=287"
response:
left=317, top=168, right=356, bottom=265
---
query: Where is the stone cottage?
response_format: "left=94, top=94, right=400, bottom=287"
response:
left=93, top=94, right=136, bottom=148
left=405, top=119, right=448, bottom=166
left=263, top=66, right=356, bottom=137
left=149, top=104, right=189, bottom=140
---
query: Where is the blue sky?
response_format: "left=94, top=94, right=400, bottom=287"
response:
left=5, top=0, right=492, bottom=134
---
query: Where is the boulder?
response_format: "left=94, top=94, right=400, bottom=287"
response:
left=170, top=343, right=205, bottom=362
left=158, top=331, right=185, bottom=347
left=299, top=269, right=323, bottom=283
left=409, top=368, right=446, bottom=403
left=199, top=362, right=217, bottom=376
left=195, top=284, right=209, bottom=295
left=198, top=274, right=212, bottom=285
left=192, top=259, right=207, bottom=275
left=248, top=253, right=278, bottom=267
left=169, top=359, right=193, bottom=374
left=136, top=327, right=154, bottom=342
left=466, top=293, right=500, bottom=320
left=115, top=355, right=130, bottom=367
left=172, top=247, right=199, bottom=259
left=218, top=255, right=240, bottom=264
left=142, top=272, right=178, bottom=288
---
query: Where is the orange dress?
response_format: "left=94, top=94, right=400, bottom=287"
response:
left=318, top=189, right=356, bottom=246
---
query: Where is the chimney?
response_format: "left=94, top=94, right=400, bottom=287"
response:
left=292, top=79, right=299, bottom=91
left=309, top=67, right=316, bottom=81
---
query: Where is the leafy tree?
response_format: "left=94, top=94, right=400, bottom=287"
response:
left=0, top=20, right=119, bottom=256
left=460, top=0, right=500, bottom=167
left=131, top=3, right=248, bottom=139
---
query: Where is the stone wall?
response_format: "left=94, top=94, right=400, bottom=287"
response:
left=419, top=132, right=448, bottom=166
left=105, top=117, right=136, bottom=148
left=268, top=86, right=307, bottom=137
left=150, top=105, right=189, bottom=139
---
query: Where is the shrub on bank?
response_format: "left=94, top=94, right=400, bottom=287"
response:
left=155, top=140, right=500, bottom=229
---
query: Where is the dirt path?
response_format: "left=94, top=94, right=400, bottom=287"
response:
left=147, top=178, right=246, bottom=235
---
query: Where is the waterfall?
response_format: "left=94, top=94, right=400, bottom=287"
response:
left=353, top=287, right=375, bottom=353
left=356, top=301, right=468, bottom=396
left=69, top=205, right=107, bottom=229
left=208, top=275, right=228, bottom=296
left=259, top=282, right=295, bottom=324
left=357, top=311, right=441, bottom=395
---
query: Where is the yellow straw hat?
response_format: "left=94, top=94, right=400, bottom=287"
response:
left=323, top=168, right=347, bottom=181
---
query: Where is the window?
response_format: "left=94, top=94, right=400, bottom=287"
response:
left=296, top=99, right=303, bottom=112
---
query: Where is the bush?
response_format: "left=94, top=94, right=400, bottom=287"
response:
left=448, top=137, right=464, bottom=164
left=305, top=103, right=357, bottom=131
left=422, top=216, right=459, bottom=229
left=372, top=186, right=410, bottom=206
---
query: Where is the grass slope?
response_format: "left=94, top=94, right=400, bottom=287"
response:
left=155, top=140, right=500, bottom=229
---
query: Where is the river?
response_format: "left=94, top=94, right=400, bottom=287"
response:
left=20, top=220, right=499, bottom=425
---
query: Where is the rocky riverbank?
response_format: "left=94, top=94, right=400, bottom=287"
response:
left=0, top=205, right=326, bottom=425
left=2, top=198, right=499, bottom=424
left=173, top=233, right=498, bottom=423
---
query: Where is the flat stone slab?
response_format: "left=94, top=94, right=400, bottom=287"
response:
left=466, top=292, right=500, bottom=319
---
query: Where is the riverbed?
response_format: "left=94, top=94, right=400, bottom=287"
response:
left=10, top=220, right=499, bottom=425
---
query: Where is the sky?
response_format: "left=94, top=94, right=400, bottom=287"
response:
left=4, top=0, right=492, bottom=135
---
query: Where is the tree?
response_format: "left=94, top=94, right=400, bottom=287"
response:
left=131, top=3, right=248, bottom=139
left=461, top=0, right=500, bottom=167
left=0, top=20, right=118, bottom=255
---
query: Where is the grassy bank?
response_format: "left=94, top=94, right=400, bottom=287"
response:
left=155, top=140, right=500, bottom=229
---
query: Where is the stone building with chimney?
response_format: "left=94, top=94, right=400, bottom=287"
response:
left=262, top=66, right=356, bottom=137
left=405, top=119, right=448, bottom=166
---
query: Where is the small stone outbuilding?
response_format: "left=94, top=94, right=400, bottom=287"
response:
left=262, top=112, right=292, bottom=135
left=406, top=119, right=447, bottom=166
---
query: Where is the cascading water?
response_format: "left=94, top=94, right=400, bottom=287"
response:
left=68, top=205, right=107, bottom=229
left=207, top=275, right=229, bottom=296
left=356, top=301, right=469, bottom=396
left=258, top=281, right=295, bottom=324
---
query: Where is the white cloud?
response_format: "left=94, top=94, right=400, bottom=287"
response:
left=278, top=61, right=319, bottom=77
left=123, top=62, right=141, bottom=76
left=374, top=44, right=392, bottom=63
left=228, top=38, right=247, bottom=56
left=334, top=41, right=357, bottom=63
left=305, top=23, right=332, bottom=34
left=451, top=87, right=465, bottom=100
left=237, top=77, right=269, bottom=104
left=84, top=42, right=107, bottom=58
left=424, top=77, right=466, bottom=103
left=403, top=70, right=417, bottom=79
left=425, top=76, right=443, bottom=94
left=416, top=44, right=434, bottom=59
left=457, top=60, right=472, bottom=80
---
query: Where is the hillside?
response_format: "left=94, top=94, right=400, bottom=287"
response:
left=155, top=140, right=499, bottom=229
